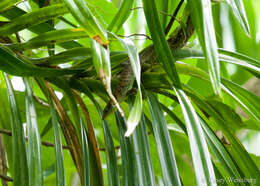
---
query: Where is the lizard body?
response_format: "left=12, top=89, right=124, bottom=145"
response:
left=102, top=14, right=194, bottom=119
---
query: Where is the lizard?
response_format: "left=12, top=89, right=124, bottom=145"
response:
left=102, top=10, right=195, bottom=119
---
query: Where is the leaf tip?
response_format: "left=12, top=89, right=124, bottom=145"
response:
left=124, top=121, right=138, bottom=137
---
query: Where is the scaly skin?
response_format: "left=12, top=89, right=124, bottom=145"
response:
left=102, top=14, right=195, bottom=119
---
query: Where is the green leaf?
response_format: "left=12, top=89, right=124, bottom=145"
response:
left=81, top=123, right=91, bottom=186
left=0, top=44, right=82, bottom=77
left=1, top=6, right=81, bottom=49
left=173, top=87, right=216, bottom=186
left=132, top=114, right=156, bottom=186
left=91, top=39, right=125, bottom=118
left=0, top=0, right=22, bottom=12
left=115, top=111, right=135, bottom=186
left=173, top=48, right=260, bottom=73
left=9, top=29, right=87, bottom=51
left=200, top=119, right=243, bottom=183
left=184, top=87, right=260, bottom=181
left=147, top=92, right=181, bottom=186
left=24, top=78, right=43, bottom=186
left=109, top=33, right=142, bottom=136
left=0, top=4, right=68, bottom=36
left=4, top=73, right=29, bottom=186
left=108, top=0, right=134, bottom=33
left=186, top=0, right=221, bottom=96
left=156, top=0, right=168, bottom=29
left=64, top=0, right=108, bottom=46
left=48, top=93, right=65, bottom=186
left=30, top=47, right=92, bottom=65
left=102, top=120, right=120, bottom=186
left=222, top=79, right=260, bottom=125
left=142, top=0, right=181, bottom=88
left=69, top=80, right=119, bottom=186
left=226, top=0, right=250, bottom=35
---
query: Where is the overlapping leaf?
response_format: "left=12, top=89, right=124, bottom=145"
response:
left=226, top=0, right=250, bottom=34
left=64, top=0, right=108, bottom=46
left=186, top=0, right=221, bottom=96
left=24, top=78, right=43, bottom=186
left=108, top=0, right=134, bottom=33
left=0, top=44, right=82, bottom=77
left=0, top=0, right=22, bottom=12
left=4, top=73, right=29, bottom=186
left=109, top=33, right=142, bottom=136
left=147, top=92, right=181, bottom=186
left=174, top=88, right=216, bottom=186
left=0, top=4, right=68, bottom=36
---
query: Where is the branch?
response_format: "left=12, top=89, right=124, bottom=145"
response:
left=0, top=174, right=12, bottom=182
left=165, top=0, right=184, bottom=35
left=0, top=129, right=70, bottom=149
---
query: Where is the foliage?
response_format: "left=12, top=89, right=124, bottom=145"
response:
left=0, top=0, right=259, bottom=185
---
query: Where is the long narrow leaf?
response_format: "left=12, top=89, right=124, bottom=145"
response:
left=81, top=123, right=91, bottom=186
left=132, top=112, right=156, bottom=186
left=115, top=112, right=135, bottom=186
left=200, top=118, right=243, bottom=182
left=186, top=0, right=221, bottom=96
left=108, top=0, right=134, bottom=33
left=48, top=94, right=65, bottom=186
left=183, top=87, right=260, bottom=181
left=64, top=0, right=108, bottom=47
left=142, top=0, right=181, bottom=88
left=226, top=0, right=250, bottom=34
left=24, top=78, right=43, bottom=186
left=147, top=92, right=181, bottom=186
left=173, top=48, right=260, bottom=73
left=9, top=29, right=87, bottom=51
left=109, top=33, right=142, bottom=136
left=91, top=39, right=125, bottom=118
left=3, top=73, right=29, bottom=186
left=102, top=120, right=120, bottom=186
left=0, top=0, right=22, bottom=12
left=174, top=87, right=216, bottom=186
left=0, top=45, right=82, bottom=77
left=222, top=80, right=260, bottom=125
left=0, top=4, right=68, bottom=36
left=71, top=81, right=120, bottom=186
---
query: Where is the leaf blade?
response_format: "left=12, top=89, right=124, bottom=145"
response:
left=174, top=88, right=216, bottom=186
left=64, top=0, right=108, bottom=46
left=147, top=92, right=182, bottom=186
left=24, top=78, right=43, bottom=186
left=4, top=73, right=29, bottom=186
left=186, top=0, right=221, bottom=96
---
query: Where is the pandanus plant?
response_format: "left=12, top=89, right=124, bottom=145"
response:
left=0, top=0, right=259, bottom=185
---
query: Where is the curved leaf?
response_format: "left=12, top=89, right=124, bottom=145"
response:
left=9, top=29, right=87, bottom=51
left=4, top=73, right=29, bottom=186
left=49, top=96, right=65, bottom=186
left=64, top=0, right=108, bottom=46
left=0, top=45, right=82, bottom=77
left=174, top=87, right=216, bottom=186
left=226, top=0, right=250, bottom=34
left=81, top=123, right=91, bottom=186
left=147, top=92, right=181, bottom=186
left=115, top=112, right=135, bottom=186
left=0, top=0, right=22, bottom=12
left=24, top=78, right=43, bottom=186
left=108, top=0, right=134, bottom=33
left=132, top=114, right=156, bottom=186
left=142, top=0, right=181, bottom=88
left=109, top=33, right=142, bottom=136
left=186, top=0, right=221, bottom=96
left=0, top=4, right=68, bottom=36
